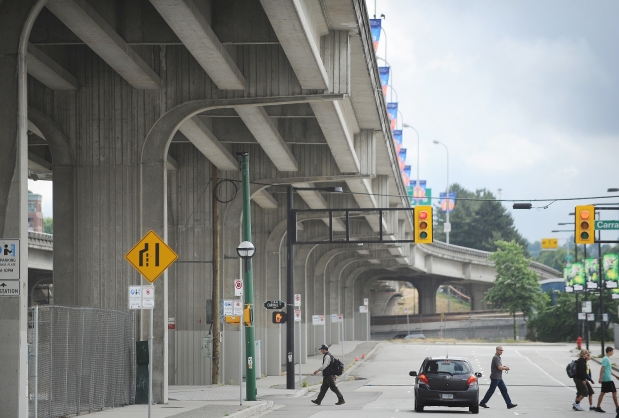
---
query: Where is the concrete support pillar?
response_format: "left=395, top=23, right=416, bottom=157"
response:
left=416, top=279, right=442, bottom=315
left=469, top=282, right=490, bottom=311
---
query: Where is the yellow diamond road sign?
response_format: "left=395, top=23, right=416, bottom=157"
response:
left=125, top=230, right=178, bottom=283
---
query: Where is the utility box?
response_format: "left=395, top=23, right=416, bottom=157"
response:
left=135, top=341, right=149, bottom=404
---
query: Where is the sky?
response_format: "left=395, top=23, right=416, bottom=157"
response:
left=29, top=1, right=619, bottom=244
left=368, top=0, right=619, bottom=243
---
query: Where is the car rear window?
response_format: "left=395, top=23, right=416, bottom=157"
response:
left=424, top=360, right=471, bottom=375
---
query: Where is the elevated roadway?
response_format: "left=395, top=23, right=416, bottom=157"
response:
left=0, top=0, right=561, bottom=410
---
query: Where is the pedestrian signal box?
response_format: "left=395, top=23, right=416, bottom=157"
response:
left=575, top=205, right=595, bottom=245
left=272, top=311, right=287, bottom=324
left=414, top=206, right=433, bottom=244
left=225, top=305, right=252, bottom=326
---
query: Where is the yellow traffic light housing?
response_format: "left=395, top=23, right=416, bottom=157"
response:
left=575, top=205, right=595, bottom=245
left=414, top=206, right=433, bottom=244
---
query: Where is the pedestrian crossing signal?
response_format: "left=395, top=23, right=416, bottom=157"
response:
left=272, top=311, right=287, bottom=324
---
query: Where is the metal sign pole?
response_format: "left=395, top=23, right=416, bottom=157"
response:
left=366, top=308, right=369, bottom=348
left=149, top=308, right=153, bottom=418
left=341, top=318, right=344, bottom=363
left=239, top=317, right=243, bottom=405
left=298, top=318, right=302, bottom=385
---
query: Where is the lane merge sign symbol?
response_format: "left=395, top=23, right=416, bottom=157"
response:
left=125, top=230, right=178, bottom=283
left=264, top=300, right=285, bottom=309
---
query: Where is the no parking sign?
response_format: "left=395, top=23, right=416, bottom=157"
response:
left=234, top=279, right=243, bottom=296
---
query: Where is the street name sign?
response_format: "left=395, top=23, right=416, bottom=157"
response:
left=263, top=300, right=285, bottom=309
left=125, top=230, right=178, bottom=283
left=596, top=220, right=619, bottom=230
left=0, top=239, right=19, bottom=281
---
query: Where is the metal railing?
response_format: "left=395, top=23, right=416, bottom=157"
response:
left=28, top=306, right=135, bottom=418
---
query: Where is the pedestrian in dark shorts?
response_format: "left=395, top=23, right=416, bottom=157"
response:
left=595, top=346, right=619, bottom=413
left=572, top=349, right=590, bottom=411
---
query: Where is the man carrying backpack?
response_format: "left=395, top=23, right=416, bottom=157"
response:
left=311, top=344, right=345, bottom=406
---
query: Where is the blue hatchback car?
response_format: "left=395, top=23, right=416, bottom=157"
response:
left=409, top=356, right=482, bottom=414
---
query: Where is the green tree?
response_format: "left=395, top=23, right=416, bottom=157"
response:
left=44, top=217, right=53, bottom=234
left=528, top=291, right=577, bottom=342
left=433, top=184, right=528, bottom=253
left=484, top=240, right=543, bottom=339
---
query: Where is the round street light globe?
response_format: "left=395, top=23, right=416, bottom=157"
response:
left=236, top=241, right=256, bottom=259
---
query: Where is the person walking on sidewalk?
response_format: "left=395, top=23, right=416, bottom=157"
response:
left=586, top=352, right=597, bottom=411
left=571, top=349, right=590, bottom=411
left=479, top=346, right=517, bottom=409
left=311, top=345, right=345, bottom=406
left=595, top=346, right=619, bottom=413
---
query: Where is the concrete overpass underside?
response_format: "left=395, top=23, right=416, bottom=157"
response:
left=0, top=0, right=560, bottom=410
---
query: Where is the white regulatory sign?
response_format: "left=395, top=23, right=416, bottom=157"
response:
left=0, top=239, right=19, bottom=281
left=0, top=281, right=20, bottom=296
left=363, top=298, right=369, bottom=306
left=294, top=294, right=301, bottom=307
left=233, top=299, right=243, bottom=316
left=142, top=285, right=155, bottom=309
left=312, top=315, right=319, bottom=325
left=359, top=305, right=368, bottom=313
left=331, top=314, right=338, bottom=323
left=234, top=279, right=243, bottom=296
left=223, top=300, right=233, bottom=316
left=338, top=314, right=343, bottom=322
left=318, top=315, right=325, bottom=325
left=128, top=286, right=142, bottom=309
left=294, top=309, right=301, bottom=322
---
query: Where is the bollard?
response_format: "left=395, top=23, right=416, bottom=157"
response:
left=355, top=356, right=358, bottom=361
left=362, top=353, right=365, bottom=359
left=577, top=336, right=582, bottom=350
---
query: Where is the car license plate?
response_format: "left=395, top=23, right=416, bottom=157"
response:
left=441, top=394, right=454, bottom=400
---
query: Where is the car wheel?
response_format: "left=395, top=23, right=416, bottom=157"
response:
left=469, top=403, right=479, bottom=414
left=414, top=398, right=424, bottom=412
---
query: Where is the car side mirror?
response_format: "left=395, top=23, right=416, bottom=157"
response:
left=409, top=371, right=417, bottom=377
left=475, top=372, right=482, bottom=378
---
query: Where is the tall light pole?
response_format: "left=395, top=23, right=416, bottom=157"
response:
left=402, top=124, right=420, bottom=191
left=433, top=140, right=450, bottom=244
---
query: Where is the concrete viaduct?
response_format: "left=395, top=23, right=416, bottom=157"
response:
left=0, top=0, right=559, bottom=414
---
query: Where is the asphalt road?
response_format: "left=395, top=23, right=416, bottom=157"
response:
left=258, top=342, right=619, bottom=417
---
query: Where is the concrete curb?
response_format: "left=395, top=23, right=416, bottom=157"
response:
left=227, top=401, right=274, bottom=418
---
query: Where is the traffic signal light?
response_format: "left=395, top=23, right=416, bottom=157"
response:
left=272, top=311, right=287, bottom=324
left=414, top=206, right=433, bottom=243
left=575, top=205, right=595, bottom=245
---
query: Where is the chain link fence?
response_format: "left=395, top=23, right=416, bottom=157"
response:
left=28, top=306, right=135, bottom=418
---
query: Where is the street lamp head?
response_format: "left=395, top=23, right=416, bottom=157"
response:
left=608, top=188, right=619, bottom=192
left=323, top=186, right=343, bottom=193
left=236, top=241, right=256, bottom=259
left=432, top=139, right=440, bottom=144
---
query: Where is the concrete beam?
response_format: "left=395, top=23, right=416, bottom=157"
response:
left=28, top=152, right=52, bottom=173
left=45, top=0, right=161, bottom=89
left=26, top=43, right=78, bottom=90
left=234, top=106, right=298, bottom=172
left=149, top=0, right=245, bottom=90
left=166, top=155, right=179, bottom=171
left=260, top=0, right=329, bottom=90
left=178, top=117, right=239, bottom=171
left=311, top=101, right=359, bottom=173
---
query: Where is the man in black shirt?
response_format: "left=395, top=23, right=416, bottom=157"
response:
left=479, top=346, right=517, bottom=409
left=311, top=345, right=345, bottom=405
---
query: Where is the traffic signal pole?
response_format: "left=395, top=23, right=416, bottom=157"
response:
left=239, top=153, right=256, bottom=401
left=286, top=185, right=295, bottom=389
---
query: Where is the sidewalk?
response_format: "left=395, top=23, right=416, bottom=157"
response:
left=80, top=341, right=378, bottom=418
